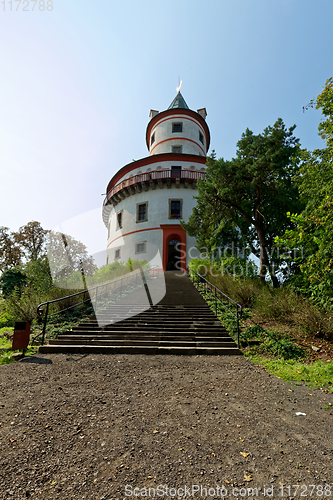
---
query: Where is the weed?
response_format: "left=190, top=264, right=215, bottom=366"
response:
left=248, top=356, right=333, bottom=392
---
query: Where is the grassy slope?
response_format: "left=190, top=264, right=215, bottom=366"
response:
left=190, top=274, right=333, bottom=393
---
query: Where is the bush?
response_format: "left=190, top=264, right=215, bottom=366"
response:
left=0, top=311, right=15, bottom=328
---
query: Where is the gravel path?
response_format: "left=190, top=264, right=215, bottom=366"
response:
left=0, top=353, right=332, bottom=499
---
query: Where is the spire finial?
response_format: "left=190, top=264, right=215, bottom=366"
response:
left=176, top=79, right=182, bottom=93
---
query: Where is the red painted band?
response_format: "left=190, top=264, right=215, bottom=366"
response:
left=107, top=227, right=162, bottom=248
left=150, top=115, right=206, bottom=140
left=150, top=137, right=206, bottom=156
left=146, top=108, right=210, bottom=152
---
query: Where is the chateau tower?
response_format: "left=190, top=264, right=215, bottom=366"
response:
left=102, top=91, right=210, bottom=271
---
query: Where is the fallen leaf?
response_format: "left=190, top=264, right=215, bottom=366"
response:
left=244, top=474, right=252, bottom=482
left=224, top=479, right=230, bottom=484
left=178, top=448, right=183, bottom=451
left=148, top=475, right=153, bottom=479
left=236, top=425, right=241, bottom=428
left=240, top=452, right=250, bottom=458
left=153, top=430, right=159, bottom=434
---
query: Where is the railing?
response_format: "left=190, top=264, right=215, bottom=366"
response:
left=189, top=269, right=242, bottom=348
left=103, top=169, right=206, bottom=206
left=37, top=268, right=152, bottom=346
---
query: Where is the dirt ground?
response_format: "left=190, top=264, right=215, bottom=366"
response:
left=0, top=353, right=332, bottom=500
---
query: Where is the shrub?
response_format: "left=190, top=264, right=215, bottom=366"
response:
left=0, top=311, right=15, bottom=328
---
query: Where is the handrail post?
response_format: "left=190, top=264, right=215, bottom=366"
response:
left=95, top=286, right=98, bottom=314
left=215, top=286, right=217, bottom=317
left=41, top=302, right=49, bottom=346
left=236, top=306, right=240, bottom=349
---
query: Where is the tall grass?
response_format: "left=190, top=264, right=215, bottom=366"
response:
left=189, top=258, right=333, bottom=340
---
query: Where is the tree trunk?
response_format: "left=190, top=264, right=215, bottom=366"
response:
left=255, top=220, right=279, bottom=288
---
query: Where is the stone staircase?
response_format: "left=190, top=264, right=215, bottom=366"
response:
left=39, top=272, right=241, bottom=355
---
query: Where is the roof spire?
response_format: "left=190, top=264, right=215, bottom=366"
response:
left=168, top=89, right=189, bottom=110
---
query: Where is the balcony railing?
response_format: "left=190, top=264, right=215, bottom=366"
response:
left=103, top=169, right=206, bottom=206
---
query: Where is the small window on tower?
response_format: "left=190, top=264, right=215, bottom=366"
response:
left=136, top=202, right=148, bottom=223
left=135, top=241, right=146, bottom=254
left=169, top=199, right=182, bottom=219
left=151, top=133, right=155, bottom=146
left=199, top=132, right=204, bottom=144
left=116, top=211, right=123, bottom=230
left=115, top=248, right=121, bottom=260
left=172, top=122, right=183, bottom=133
left=172, top=145, right=182, bottom=154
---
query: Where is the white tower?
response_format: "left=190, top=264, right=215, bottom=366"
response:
left=102, top=91, right=210, bottom=271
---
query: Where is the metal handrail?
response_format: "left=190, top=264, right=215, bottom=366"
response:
left=37, top=269, right=143, bottom=346
left=103, top=169, right=206, bottom=206
left=189, top=269, right=242, bottom=348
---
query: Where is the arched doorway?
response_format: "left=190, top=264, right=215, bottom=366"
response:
left=167, top=239, right=181, bottom=270
left=160, top=225, right=187, bottom=272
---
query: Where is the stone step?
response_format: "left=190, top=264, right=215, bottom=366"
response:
left=39, top=345, right=240, bottom=355
left=49, top=339, right=236, bottom=347
left=51, top=334, right=233, bottom=344
left=62, top=329, right=229, bottom=337
left=38, top=273, right=241, bottom=356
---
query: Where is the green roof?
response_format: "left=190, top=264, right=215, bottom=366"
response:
left=168, top=91, right=189, bottom=110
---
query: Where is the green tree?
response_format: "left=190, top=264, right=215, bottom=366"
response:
left=183, top=119, right=303, bottom=287
left=0, top=226, right=22, bottom=271
left=277, top=78, right=333, bottom=305
left=0, top=268, right=27, bottom=298
left=46, top=231, right=97, bottom=288
left=13, top=221, right=49, bottom=262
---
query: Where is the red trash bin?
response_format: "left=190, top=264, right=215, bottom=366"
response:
left=12, top=322, right=30, bottom=350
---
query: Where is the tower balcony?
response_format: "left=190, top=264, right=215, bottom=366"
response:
left=103, top=169, right=206, bottom=208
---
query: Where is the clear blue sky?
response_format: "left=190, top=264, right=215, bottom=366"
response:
left=0, top=0, right=332, bottom=255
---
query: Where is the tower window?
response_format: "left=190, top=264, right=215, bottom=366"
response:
left=151, top=133, right=155, bottom=146
left=172, top=122, right=183, bottom=133
left=116, top=211, right=123, bottom=230
left=172, top=145, right=182, bottom=154
left=136, top=202, right=148, bottom=222
left=115, top=248, right=121, bottom=260
left=171, top=166, right=182, bottom=178
left=135, top=241, right=146, bottom=254
left=199, top=131, right=204, bottom=144
left=169, top=199, right=182, bottom=219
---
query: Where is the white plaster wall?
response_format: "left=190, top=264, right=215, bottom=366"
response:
left=107, top=184, right=200, bottom=266
left=149, top=115, right=206, bottom=156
